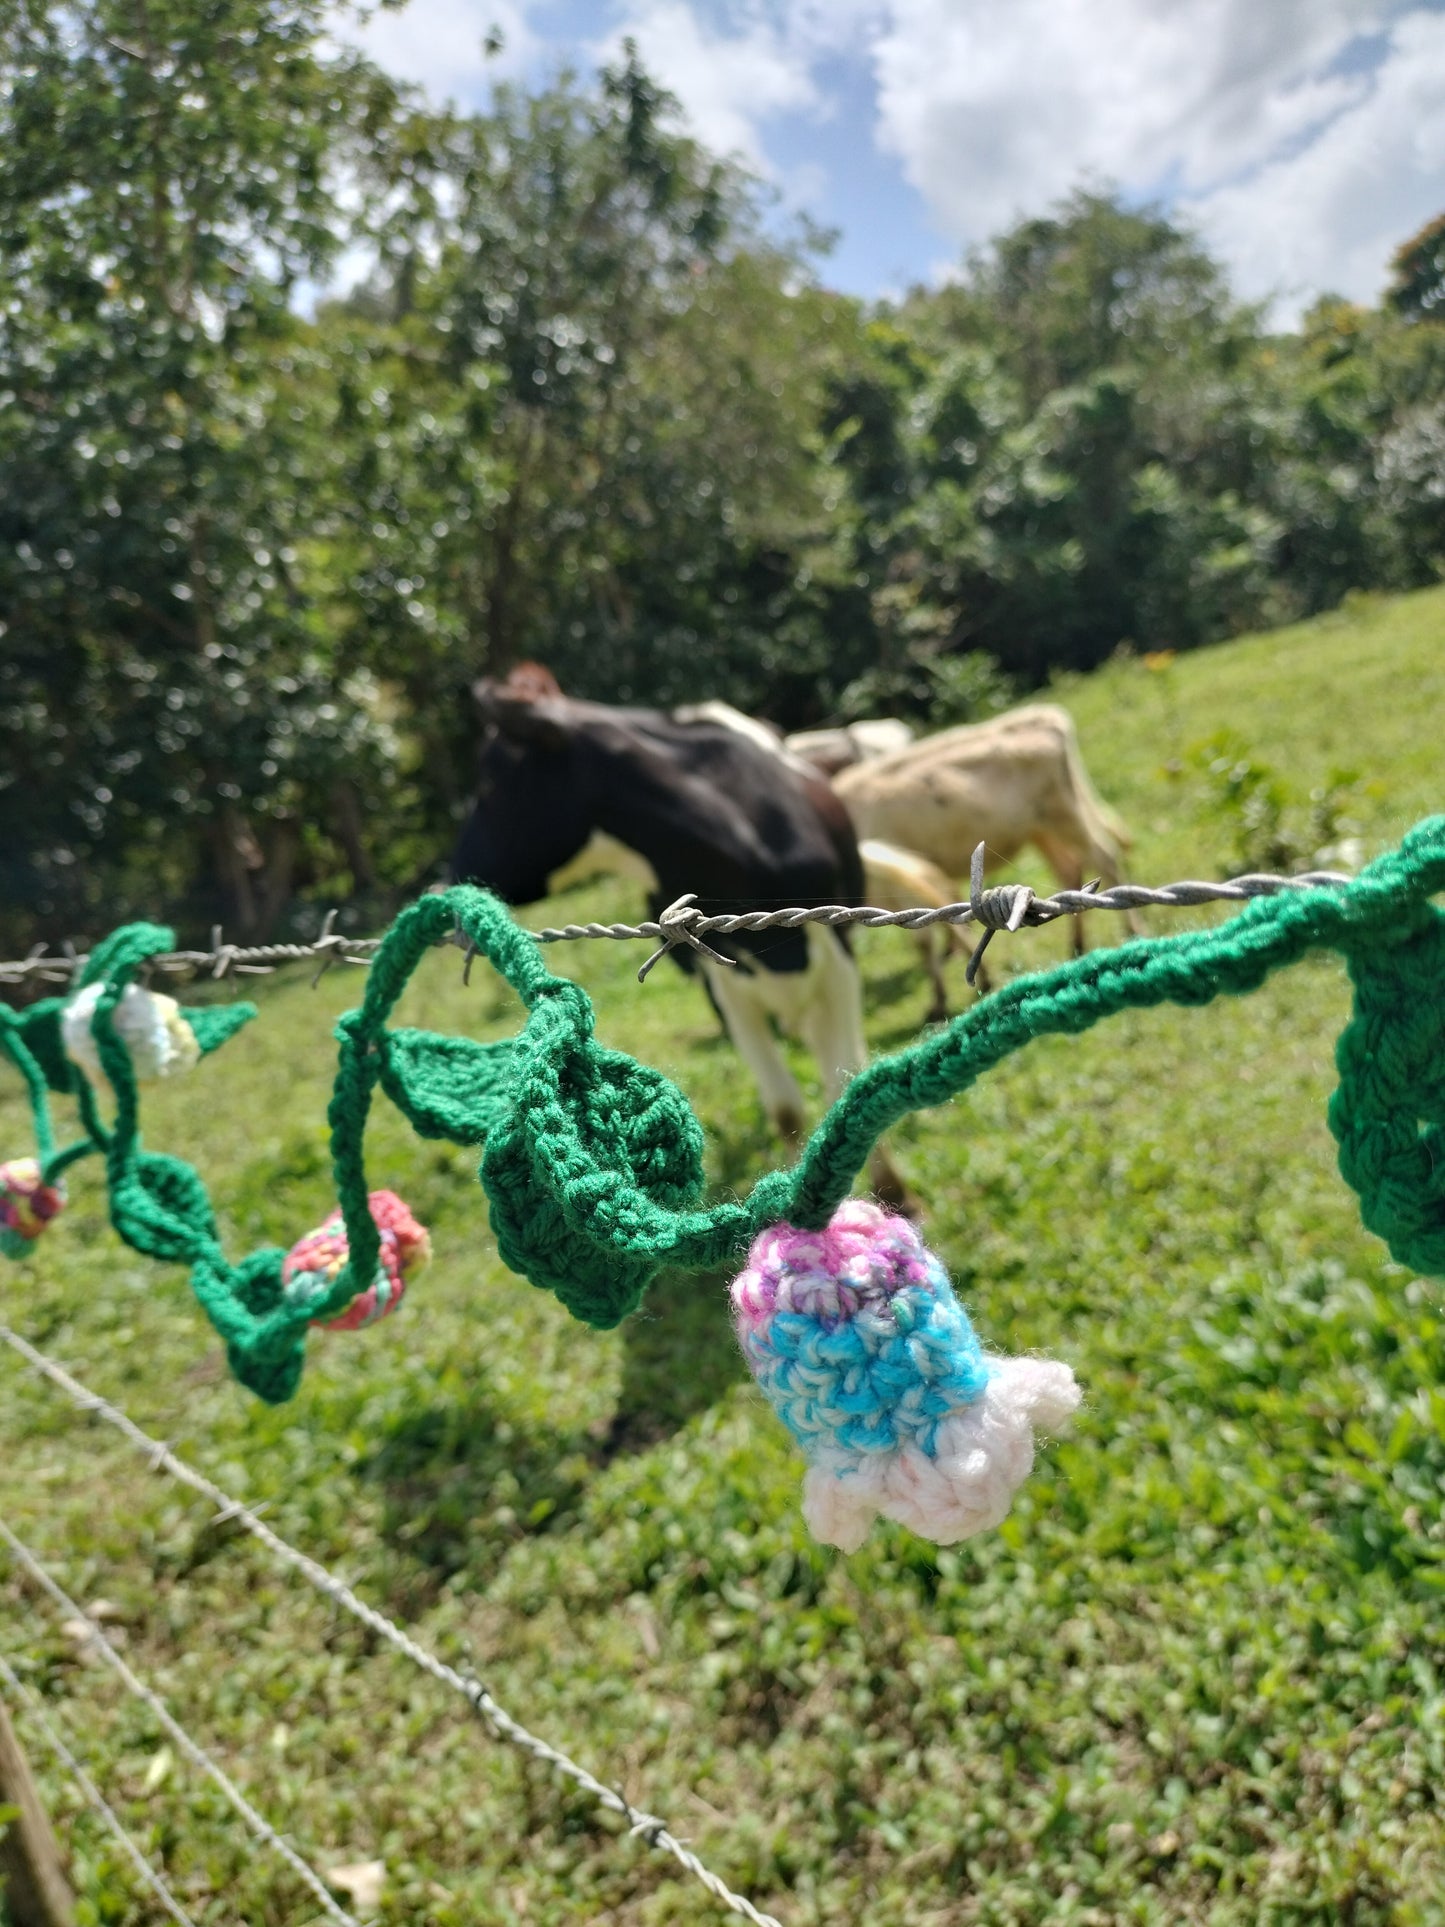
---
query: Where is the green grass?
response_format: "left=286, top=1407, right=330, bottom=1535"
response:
left=2, top=583, right=1444, bottom=1927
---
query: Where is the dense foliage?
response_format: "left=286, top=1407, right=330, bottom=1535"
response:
left=2, top=1, right=1442, bottom=942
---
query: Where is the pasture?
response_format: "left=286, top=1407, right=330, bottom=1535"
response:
left=2, top=582, right=1444, bottom=1926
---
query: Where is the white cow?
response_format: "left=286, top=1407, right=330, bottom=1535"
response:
left=785, top=718, right=915, bottom=777
left=855, top=839, right=973, bottom=1024
left=833, top=704, right=1134, bottom=975
left=697, top=709, right=976, bottom=1021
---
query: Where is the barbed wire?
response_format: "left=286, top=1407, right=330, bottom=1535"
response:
left=0, top=1648, right=199, bottom=1927
left=0, top=1324, right=785, bottom=1927
left=0, top=1513, right=363, bottom=1927
left=0, top=910, right=384, bottom=989
left=0, top=852, right=1356, bottom=990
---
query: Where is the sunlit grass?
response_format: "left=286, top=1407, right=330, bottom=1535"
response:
left=2, top=583, right=1443, bottom=1925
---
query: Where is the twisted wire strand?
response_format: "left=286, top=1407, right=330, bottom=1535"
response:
left=0, top=1325, right=785, bottom=1927
left=0, top=1513, right=362, bottom=1927
left=0, top=1649, right=199, bottom=1927
left=534, top=868, right=1355, bottom=943
left=0, top=864, right=1356, bottom=987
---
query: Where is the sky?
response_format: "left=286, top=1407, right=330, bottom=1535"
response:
left=352, top=0, right=1445, bottom=323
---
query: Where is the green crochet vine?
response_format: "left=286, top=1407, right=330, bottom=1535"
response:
left=2, top=815, right=1443, bottom=1407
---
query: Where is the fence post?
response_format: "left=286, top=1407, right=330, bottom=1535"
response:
left=0, top=1698, right=74, bottom=1927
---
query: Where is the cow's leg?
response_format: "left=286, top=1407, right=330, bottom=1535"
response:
left=794, top=927, right=866, bottom=1102
left=699, top=957, right=807, bottom=1144
left=914, top=929, right=950, bottom=1024
left=795, top=930, right=914, bottom=1211
left=1032, top=833, right=1090, bottom=956
left=860, top=838, right=981, bottom=1008
left=1085, top=829, right=1143, bottom=937
left=1035, top=827, right=1143, bottom=954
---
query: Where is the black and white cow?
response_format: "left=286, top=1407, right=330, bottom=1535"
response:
left=450, top=669, right=904, bottom=1201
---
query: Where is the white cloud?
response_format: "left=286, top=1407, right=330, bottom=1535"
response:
left=335, top=0, right=1445, bottom=316
left=590, top=1, right=821, bottom=168
left=868, top=0, right=1445, bottom=312
left=351, top=0, right=541, bottom=103
left=871, top=1, right=1387, bottom=226
left=1188, top=10, right=1445, bottom=312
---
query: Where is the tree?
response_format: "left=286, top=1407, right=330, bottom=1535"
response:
left=822, top=193, right=1286, bottom=682
left=921, top=190, right=1244, bottom=409
left=318, top=46, right=862, bottom=840
left=0, top=0, right=407, bottom=941
left=1387, top=211, right=1445, bottom=321
left=4, top=34, right=1442, bottom=951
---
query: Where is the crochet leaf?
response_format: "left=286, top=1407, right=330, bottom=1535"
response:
left=107, top=1149, right=217, bottom=1265
left=378, top=1029, right=518, bottom=1144
left=12, top=1001, right=71, bottom=1095
left=183, top=1004, right=258, bottom=1056
left=480, top=1032, right=707, bottom=1326
left=1330, top=908, right=1445, bottom=1278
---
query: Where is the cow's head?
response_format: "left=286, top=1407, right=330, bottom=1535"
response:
left=449, top=669, right=593, bottom=903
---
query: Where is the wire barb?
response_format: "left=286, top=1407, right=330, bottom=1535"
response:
left=965, top=842, right=1037, bottom=986
left=638, top=894, right=739, bottom=983
left=309, top=908, right=345, bottom=989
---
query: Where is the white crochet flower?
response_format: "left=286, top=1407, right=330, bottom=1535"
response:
left=801, top=1355, right=1082, bottom=1554
left=63, top=982, right=201, bottom=1083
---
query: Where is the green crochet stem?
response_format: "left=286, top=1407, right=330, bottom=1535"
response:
left=0, top=930, right=261, bottom=1357
left=4, top=817, right=1445, bottom=1405
left=0, top=1019, right=62, bottom=1180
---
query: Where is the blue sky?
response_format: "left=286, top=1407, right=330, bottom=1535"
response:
left=353, top=0, right=1445, bottom=321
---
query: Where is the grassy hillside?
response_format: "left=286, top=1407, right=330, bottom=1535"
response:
left=1, top=583, right=1443, bottom=1927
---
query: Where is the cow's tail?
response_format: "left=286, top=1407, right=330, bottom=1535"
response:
left=1059, top=715, right=1132, bottom=884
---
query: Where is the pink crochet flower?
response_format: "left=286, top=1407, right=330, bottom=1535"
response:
left=0, top=1159, right=66, bottom=1259
left=282, top=1189, right=431, bottom=1331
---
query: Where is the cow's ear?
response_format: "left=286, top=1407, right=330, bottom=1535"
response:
left=474, top=681, right=569, bottom=752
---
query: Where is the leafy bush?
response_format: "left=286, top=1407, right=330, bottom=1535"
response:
left=1188, top=728, right=1366, bottom=874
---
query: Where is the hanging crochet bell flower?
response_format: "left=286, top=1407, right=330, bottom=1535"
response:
left=281, top=1190, right=432, bottom=1331
left=63, top=982, right=201, bottom=1083
left=0, top=1158, right=66, bottom=1260
left=731, top=1200, right=1080, bottom=1552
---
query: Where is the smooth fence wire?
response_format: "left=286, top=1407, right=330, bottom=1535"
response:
left=0, top=1324, right=786, bottom=1927
left=0, top=861, right=1358, bottom=989
left=0, top=1649, right=199, bottom=1927
left=0, top=1514, right=362, bottom=1927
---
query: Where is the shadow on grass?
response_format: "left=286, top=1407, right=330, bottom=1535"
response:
left=869, top=1015, right=950, bottom=1053
left=863, top=962, right=934, bottom=1011
left=595, top=1265, right=747, bottom=1461
left=359, top=1377, right=589, bottom=1590
left=358, top=1276, right=749, bottom=1578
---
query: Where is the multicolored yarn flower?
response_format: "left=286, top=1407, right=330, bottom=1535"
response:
left=281, top=1189, right=432, bottom=1331
left=63, top=982, right=201, bottom=1083
left=0, top=1158, right=66, bottom=1259
left=731, top=1200, right=1080, bottom=1552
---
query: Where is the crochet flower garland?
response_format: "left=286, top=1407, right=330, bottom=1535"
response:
left=3, top=817, right=1444, bottom=1550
